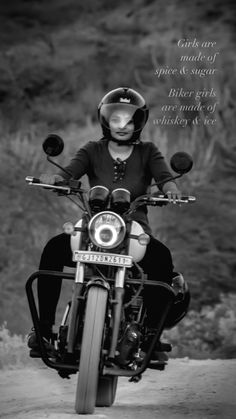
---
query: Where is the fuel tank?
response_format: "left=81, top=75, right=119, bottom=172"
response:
left=127, top=221, right=147, bottom=262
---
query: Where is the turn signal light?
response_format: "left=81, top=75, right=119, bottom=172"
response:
left=138, top=233, right=150, bottom=246
left=63, top=222, right=75, bottom=235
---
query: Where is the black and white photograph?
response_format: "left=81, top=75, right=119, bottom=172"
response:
left=0, top=0, right=236, bottom=417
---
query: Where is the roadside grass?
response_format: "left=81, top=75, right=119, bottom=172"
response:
left=0, top=323, right=33, bottom=369
left=164, top=293, right=236, bottom=359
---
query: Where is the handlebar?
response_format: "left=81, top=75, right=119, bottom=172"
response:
left=25, top=177, right=196, bottom=205
left=25, top=176, right=86, bottom=195
left=25, top=176, right=72, bottom=193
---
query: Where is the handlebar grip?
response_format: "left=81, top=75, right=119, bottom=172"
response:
left=148, top=195, right=196, bottom=204
left=25, top=176, right=41, bottom=184
left=181, top=195, right=196, bottom=202
left=154, top=194, right=195, bottom=201
left=182, top=196, right=196, bottom=202
left=25, top=176, right=72, bottom=194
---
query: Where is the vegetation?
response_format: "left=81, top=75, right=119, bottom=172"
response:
left=163, top=294, right=236, bottom=359
left=0, top=0, right=235, bottom=360
left=0, top=323, right=32, bottom=369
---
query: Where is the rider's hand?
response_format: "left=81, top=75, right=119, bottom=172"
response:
left=39, top=174, right=64, bottom=185
left=162, top=181, right=182, bottom=204
left=152, top=191, right=168, bottom=206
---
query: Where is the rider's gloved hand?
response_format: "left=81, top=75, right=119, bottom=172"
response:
left=162, top=181, right=182, bottom=204
left=39, top=174, right=64, bottom=185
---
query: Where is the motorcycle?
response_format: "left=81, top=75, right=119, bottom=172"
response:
left=25, top=134, right=196, bottom=414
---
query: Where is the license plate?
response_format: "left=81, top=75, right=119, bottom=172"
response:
left=73, top=251, right=133, bottom=267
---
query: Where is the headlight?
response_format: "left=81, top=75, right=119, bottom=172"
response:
left=88, top=211, right=126, bottom=249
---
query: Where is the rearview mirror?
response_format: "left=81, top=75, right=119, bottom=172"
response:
left=42, top=134, right=64, bottom=157
left=170, top=152, right=193, bottom=175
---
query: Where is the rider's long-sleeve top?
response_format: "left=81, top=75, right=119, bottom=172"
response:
left=59, top=139, right=174, bottom=234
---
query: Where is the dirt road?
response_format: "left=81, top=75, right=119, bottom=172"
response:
left=0, top=359, right=236, bottom=418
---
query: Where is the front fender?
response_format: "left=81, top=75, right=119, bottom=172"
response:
left=86, top=276, right=110, bottom=291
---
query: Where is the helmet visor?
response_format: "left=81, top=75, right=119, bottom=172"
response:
left=99, top=103, right=147, bottom=132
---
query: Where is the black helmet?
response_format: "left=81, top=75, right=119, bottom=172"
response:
left=98, top=87, right=149, bottom=144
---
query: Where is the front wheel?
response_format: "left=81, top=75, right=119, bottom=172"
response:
left=75, top=286, right=108, bottom=414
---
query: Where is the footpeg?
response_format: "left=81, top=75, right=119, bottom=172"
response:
left=29, top=349, right=41, bottom=358
left=149, top=360, right=167, bottom=371
left=157, top=342, right=172, bottom=352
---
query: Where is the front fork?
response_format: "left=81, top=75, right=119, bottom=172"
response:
left=108, top=267, right=126, bottom=359
left=67, top=262, right=85, bottom=353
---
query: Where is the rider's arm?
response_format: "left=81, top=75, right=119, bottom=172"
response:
left=147, top=143, right=181, bottom=200
left=57, top=142, right=94, bottom=180
left=147, top=142, right=175, bottom=190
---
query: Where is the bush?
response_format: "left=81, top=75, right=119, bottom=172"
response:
left=164, top=293, right=236, bottom=359
left=0, top=323, right=33, bottom=369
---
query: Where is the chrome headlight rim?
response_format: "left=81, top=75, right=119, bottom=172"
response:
left=88, top=211, right=126, bottom=249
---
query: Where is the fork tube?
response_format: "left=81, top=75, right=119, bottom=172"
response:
left=67, top=262, right=84, bottom=353
left=115, top=267, right=126, bottom=288
left=108, top=267, right=126, bottom=359
left=75, top=261, right=85, bottom=283
left=61, top=302, right=71, bottom=326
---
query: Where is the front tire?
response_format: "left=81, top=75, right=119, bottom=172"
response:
left=75, top=286, right=108, bottom=414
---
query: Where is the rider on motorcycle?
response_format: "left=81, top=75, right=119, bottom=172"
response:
left=28, top=87, right=190, bottom=358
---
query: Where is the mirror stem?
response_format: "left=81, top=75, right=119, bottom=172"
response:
left=172, top=174, right=183, bottom=181
left=47, top=156, right=73, bottom=178
left=152, top=174, right=183, bottom=188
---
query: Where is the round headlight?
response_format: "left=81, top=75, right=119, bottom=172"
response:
left=88, top=211, right=126, bottom=249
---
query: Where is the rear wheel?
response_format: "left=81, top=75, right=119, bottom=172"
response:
left=96, top=376, right=118, bottom=407
left=75, top=286, right=107, bottom=414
